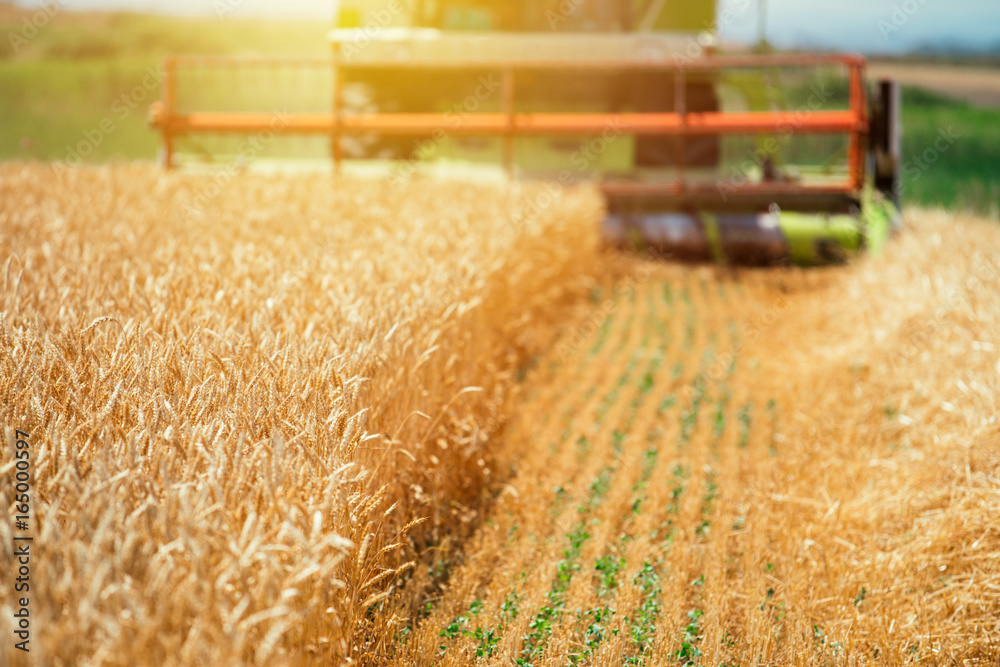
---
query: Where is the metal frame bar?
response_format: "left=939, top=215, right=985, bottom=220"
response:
left=332, top=59, right=343, bottom=173
left=156, top=110, right=861, bottom=136
left=502, top=67, right=515, bottom=177
left=847, top=60, right=868, bottom=191
left=160, top=54, right=176, bottom=169
left=162, top=53, right=861, bottom=69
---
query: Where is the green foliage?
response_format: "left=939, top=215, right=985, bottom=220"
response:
left=439, top=593, right=519, bottom=660
left=586, top=467, right=614, bottom=508
left=522, top=465, right=615, bottom=665
left=638, top=446, right=659, bottom=485
left=1, top=11, right=328, bottom=62
left=713, top=389, right=731, bottom=439
left=501, top=591, right=521, bottom=622
left=737, top=402, right=753, bottom=448
left=520, top=589, right=563, bottom=663
left=666, top=464, right=686, bottom=514
left=759, top=587, right=775, bottom=611
left=900, top=86, right=1000, bottom=216
left=812, top=624, right=842, bottom=653
left=675, top=609, right=704, bottom=665
left=595, top=350, right=642, bottom=426
left=613, top=429, right=627, bottom=453
left=594, top=554, right=625, bottom=596
left=569, top=606, right=617, bottom=664
left=0, top=12, right=329, bottom=161
left=590, top=316, right=614, bottom=356
left=703, top=475, right=719, bottom=508
left=628, top=562, right=663, bottom=658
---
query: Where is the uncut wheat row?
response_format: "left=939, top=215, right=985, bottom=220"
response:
left=0, top=163, right=602, bottom=665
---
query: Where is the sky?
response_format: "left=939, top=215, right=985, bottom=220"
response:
left=14, top=0, right=1000, bottom=53
left=730, top=0, right=1000, bottom=53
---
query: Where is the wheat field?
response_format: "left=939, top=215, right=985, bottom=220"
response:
left=1, top=163, right=999, bottom=666
left=0, top=163, right=601, bottom=665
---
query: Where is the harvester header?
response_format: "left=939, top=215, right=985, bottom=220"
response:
left=150, top=0, right=902, bottom=265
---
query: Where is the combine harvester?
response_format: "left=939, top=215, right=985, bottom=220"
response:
left=150, top=0, right=902, bottom=265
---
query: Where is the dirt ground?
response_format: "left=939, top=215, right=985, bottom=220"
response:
left=868, top=62, right=1000, bottom=108
left=393, top=209, right=1000, bottom=665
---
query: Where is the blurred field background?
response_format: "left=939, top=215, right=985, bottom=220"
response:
left=0, top=2, right=999, bottom=215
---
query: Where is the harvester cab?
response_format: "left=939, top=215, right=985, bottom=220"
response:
left=150, top=0, right=903, bottom=265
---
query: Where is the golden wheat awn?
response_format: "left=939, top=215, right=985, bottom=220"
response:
left=0, top=163, right=602, bottom=665
left=2, top=162, right=999, bottom=666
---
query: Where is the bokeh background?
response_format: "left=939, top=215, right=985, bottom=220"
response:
left=1, top=0, right=998, bottom=214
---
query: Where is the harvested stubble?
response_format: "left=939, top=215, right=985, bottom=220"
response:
left=0, top=163, right=602, bottom=665
left=398, top=209, right=1000, bottom=666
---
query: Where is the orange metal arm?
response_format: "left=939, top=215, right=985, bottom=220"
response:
left=152, top=110, right=862, bottom=137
